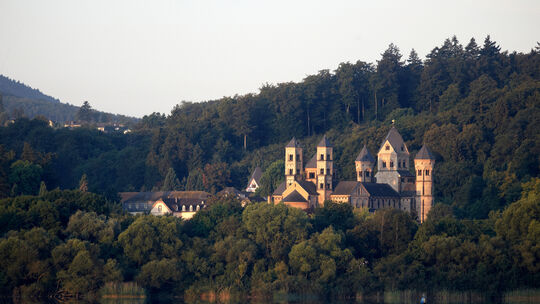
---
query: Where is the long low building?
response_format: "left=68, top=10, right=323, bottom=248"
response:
left=120, top=191, right=211, bottom=219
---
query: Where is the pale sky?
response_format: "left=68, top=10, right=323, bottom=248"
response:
left=0, top=0, right=538, bottom=117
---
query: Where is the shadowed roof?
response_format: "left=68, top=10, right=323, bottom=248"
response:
left=317, top=135, right=333, bottom=147
left=361, top=183, right=400, bottom=197
left=297, top=180, right=318, bottom=195
left=305, top=154, right=317, bottom=168
left=120, top=191, right=210, bottom=203
left=249, top=167, right=262, bottom=183
left=397, top=170, right=415, bottom=177
left=380, top=126, right=405, bottom=151
left=415, top=144, right=436, bottom=160
left=286, top=137, right=301, bottom=148
left=282, top=190, right=308, bottom=203
left=333, top=181, right=360, bottom=195
left=273, top=181, right=287, bottom=195
left=356, top=145, right=375, bottom=162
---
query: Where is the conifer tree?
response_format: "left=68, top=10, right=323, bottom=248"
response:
left=79, top=174, right=88, bottom=192
left=38, top=181, right=47, bottom=196
left=162, top=167, right=181, bottom=191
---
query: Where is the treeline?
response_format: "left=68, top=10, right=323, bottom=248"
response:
left=0, top=180, right=538, bottom=299
left=0, top=36, right=539, bottom=220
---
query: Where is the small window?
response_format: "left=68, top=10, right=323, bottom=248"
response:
left=289, top=169, right=293, bottom=175
left=320, top=183, right=324, bottom=189
left=289, top=154, right=293, bottom=161
left=296, top=169, right=300, bottom=174
left=327, top=154, right=330, bottom=161
left=382, top=161, right=387, bottom=168
left=418, top=170, right=422, bottom=176
left=320, top=154, right=324, bottom=160
left=189, top=205, right=193, bottom=211
left=158, top=205, right=162, bottom=212
left=398, top=161, right=401, bottom=168
left=390, top=161, right=394, bottom=168
left=326, top=183, right=330, bottom=190
left=401, top=146, right=404, bottom=151
left=365, top=170, right=370, bottom=177
left=425, top=170, right=430, bottom=176
left=296, top=154, right=300, bottom=161
left=358, top=172, right=362, bottom=178
left=320, top=168, right=324, bottom=174
left=326, top=169, right=330, bottom=175
left=385, top=145, right=390, bottom=151
left=309, top=172, right=315, bottom=179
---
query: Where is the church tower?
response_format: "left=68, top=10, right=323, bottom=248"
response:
left=316, top=135, right=333, bottom=205
left=355, top=145, right=375, bottom=182
left=375, top=125, right=410, bottom=192
left=415, top=144, right=435, bottom=223
left=285, top=138, right=303, bottom=186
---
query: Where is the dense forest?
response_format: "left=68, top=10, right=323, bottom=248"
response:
left=1, top=35, right=538, bottom=218
left=0, top=36, right=539, bottom=299
left=0, top=185, right=538, bottom=299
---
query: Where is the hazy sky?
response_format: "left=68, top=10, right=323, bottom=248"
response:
left=0, top=0, right=538, bottom=117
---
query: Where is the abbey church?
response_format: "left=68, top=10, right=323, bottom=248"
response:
left=269, top=126, right=436, bottom=223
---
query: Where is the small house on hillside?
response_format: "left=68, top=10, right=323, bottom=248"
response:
left=245, top=167, right=262, bottom=192
left=120, top=191, right=211, bottom=219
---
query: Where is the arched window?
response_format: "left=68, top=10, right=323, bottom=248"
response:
left=382, top=161, right=387, bottom=168
left=182, top=205, right=186, bottom=212
left=189, top=205, right=193, bottom=212
left=158, top=205, right=162, bottom=213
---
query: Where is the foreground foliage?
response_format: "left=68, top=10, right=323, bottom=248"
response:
left=0, top=180, right=538, bottom=298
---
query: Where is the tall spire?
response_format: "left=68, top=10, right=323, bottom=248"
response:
left=356, top=144, right=375, bottom=162
left=317, top=135, right=333, bottom=147
left=286, top=137, right=301, bottom=148
left=415, top=144, right=435, bottom=160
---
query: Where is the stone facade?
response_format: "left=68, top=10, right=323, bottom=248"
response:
left=271, top=125, right=436, bottom=222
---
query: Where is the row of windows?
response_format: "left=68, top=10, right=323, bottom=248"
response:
left=385, top=145, right=405, bottom=152
left=319, top=183, right=331, bottom=190
left=358, top=170, right=371, bottom=178
left=319, top=154, right=332, bottom=161
left=418, top=169, right=430, bottom=176
left=288, top=154, right=302, bottom=161
left=319, top=168, right=331, bottom=175
left=288, top=169, right=301, bottom=175
left=382, top=160, right=407, bottom=168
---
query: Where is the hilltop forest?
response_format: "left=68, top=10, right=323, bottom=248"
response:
left=0, top=36, right=539, bottom=299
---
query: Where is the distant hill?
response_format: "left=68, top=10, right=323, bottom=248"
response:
left=0, top=74, right=137, bottom=124
left=0, top=74, right=60, bottom=104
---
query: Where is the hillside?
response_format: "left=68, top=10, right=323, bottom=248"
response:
left=0, top=74, right=137, bottom=124
left=0, top=35, right=539, bottom=219
left=0, top=35, right=539, bottom=299
left=0, top=74, right=60, bottom=104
